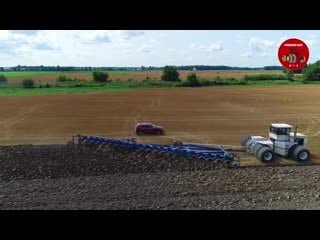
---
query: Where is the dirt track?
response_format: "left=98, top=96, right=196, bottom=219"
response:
left=0, top=86, right=320, bottom=166
left=1, top=144, right=320, bottom=210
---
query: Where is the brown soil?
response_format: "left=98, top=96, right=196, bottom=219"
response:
left=1, top=144, right=320, bottom=210
left=0, top=86, right=319, bottom=167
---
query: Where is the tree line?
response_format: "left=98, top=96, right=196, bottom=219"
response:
left=0, top=65, right=285, bottom=72
left=0, top=66, right=132, bottom=72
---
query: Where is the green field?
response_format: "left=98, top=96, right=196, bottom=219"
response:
left=0, top=85, right=130, bottom=96
left=0, top=70, right=318, bottom=96
left=0, top=70, right=144, bottom=78
left=0, top=71, right=74, bottom=78
left=1, top=81, right=319, bottom=96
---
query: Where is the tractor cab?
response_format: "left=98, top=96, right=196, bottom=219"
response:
left=269, top=123, right=307, bottom=147
left=269, top=123, right=292, bottom=141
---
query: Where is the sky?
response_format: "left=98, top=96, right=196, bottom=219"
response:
left=0, top=30, right=319, bottom=67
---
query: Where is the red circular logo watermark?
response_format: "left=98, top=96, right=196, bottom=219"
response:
left=278, top=38, right=309, bottom=70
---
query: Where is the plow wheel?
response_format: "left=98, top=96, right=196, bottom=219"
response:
left=231, top=160, right=240, bottom=169
left=230, top=161, right=240, bottom=169
left=230, top=156, right=240, bottom=169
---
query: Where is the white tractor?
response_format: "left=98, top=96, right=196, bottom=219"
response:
left=241, top=123, right=310, bottom=163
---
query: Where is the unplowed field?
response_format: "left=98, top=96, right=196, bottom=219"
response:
left=0, top=85, right=319, bottom=167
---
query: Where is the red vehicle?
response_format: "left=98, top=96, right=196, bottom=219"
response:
left=135, top=122, right=164, bottom=135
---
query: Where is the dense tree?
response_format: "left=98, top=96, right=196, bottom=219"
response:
left=0, top=74, right=7, bottom=82
left=161, top=66, right=180, bottom=82
left=286, top=70, right=294, bottom=81
left=93, top=71, right=109, bottom=82
left=57, top=75, right=68, bottom=82
left=302, top=61, right=320, bottom=81
left=185, top=73, right=200, bottom=86
left=22, top=79, right=34, bottom=88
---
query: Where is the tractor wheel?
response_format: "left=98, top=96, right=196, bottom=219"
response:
left=292, top=145, right=310, bottom=161
left=251, top=143, right=264, bottom=156
left=257, top=147, right=274, bottom=163
left=241, top=136, right=252, bottom=146
left=288, top=144, right=299, bottom=158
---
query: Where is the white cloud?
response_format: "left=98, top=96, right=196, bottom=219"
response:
left=305, top=36, right=317, bottom=46
left=121, top=30, right=144, bottom=40
left=0, top=30, right=319, bottom=67
left=139, top=44, right=153, bottom=54
left=0, top=30, right=10, bottom=40
left=235, top=34, right=246, bottom=44
left=168, top=48, right=176, bottom=52
left=190, top=42, right=224, bottom=52
left=209, top=42, right=223, bottom=52
left=81, top=31, right=112, bottom=44
left=278, top=36, right=290, bottom=45
left=79, top=30, right=144, bottom=45
left=12, top=45, right=34, bottom=55
left=34, top=42, right=59, bottom=51
left=0, top=30, right=60, bottom=55
left=0, top=42, right=15, bottom=55
left=9, top=30, right=39, bottom=36
left=246, top=37, right=277, bottom=59
left=249, top=37, right=276, bottom=53
left=159, top=33, right=168, bottom=38
left=9, top=33, right=31, bottom=44
left=261, top=52, right=273, bottom=57
left=147, top=38, right=160, bottom=45
left=242, top=52, right=253, bottom=58
left=190, top=43, right=207, bottom=50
